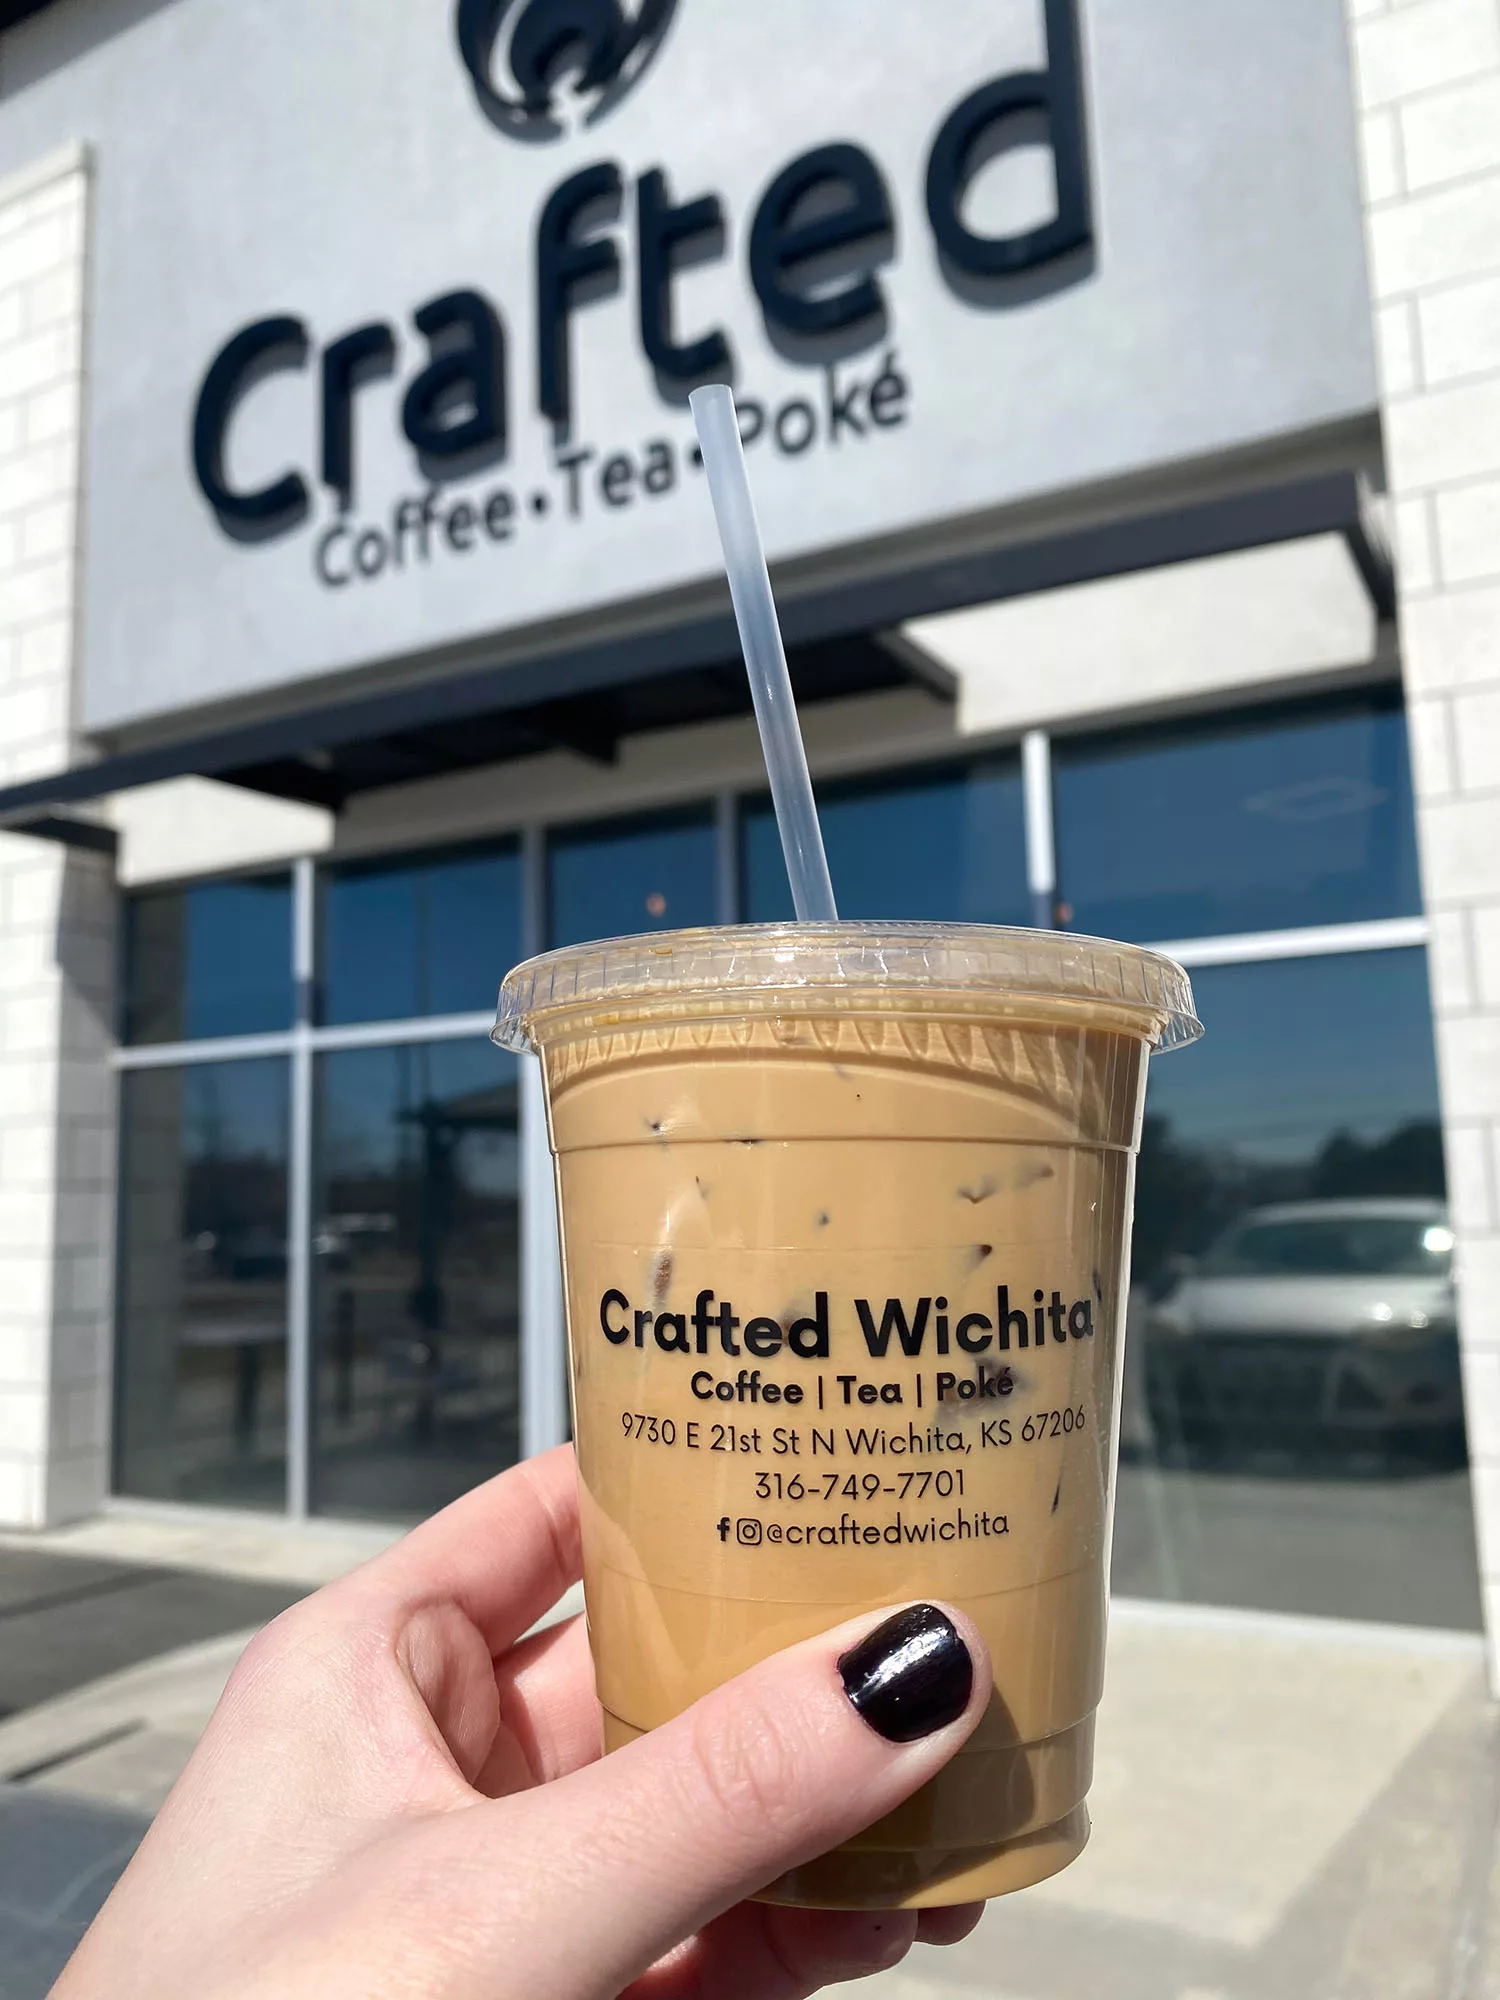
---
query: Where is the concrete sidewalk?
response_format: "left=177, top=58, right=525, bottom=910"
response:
left=0, top=1784, right=149, bottom=1999
left=0, top=1504, right=402, bottom=1590
left=0, top=1508, right=404, bottom=1722
left=0, top=1509, right=406, bottom=1991
left=871, top=1605, right=1500, bottom=2000
left=0, top=1565, right=585, bottom=1994
left=1, top=1591, right=1495, bottom=2000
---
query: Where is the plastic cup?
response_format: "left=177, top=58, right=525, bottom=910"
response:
left=495, top=921, right=1200, bottom=1909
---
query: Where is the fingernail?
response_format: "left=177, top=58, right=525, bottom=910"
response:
left=838, top=1604, right=974, bottom=1744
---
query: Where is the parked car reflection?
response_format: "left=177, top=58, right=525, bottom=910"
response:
left=1143, top=1199, right=1462, bottom=1462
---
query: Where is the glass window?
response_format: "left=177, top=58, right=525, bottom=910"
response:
left=547, top=806, right=716, bottom=946
left=1114, top=947, right=1481, bottom=1632
left=320, top=841, right=522, bottom=1026
left=741, top=758, right=1029, bottom=924
left=312, top=1039, right=521, bottom=1521
left=1052, top=692, right=1421, bottom=943
left=123, top=875, right=293, bottom=1043
left=114, top=1059, right=289, bottom=1508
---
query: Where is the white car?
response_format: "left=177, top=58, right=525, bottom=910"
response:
left=1143, top=1198, right=1462, bottom=1453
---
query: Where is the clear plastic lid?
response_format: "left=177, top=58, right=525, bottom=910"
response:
left=494, top=922, right=1201, bottom=1055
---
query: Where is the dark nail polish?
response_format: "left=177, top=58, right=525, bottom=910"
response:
left=838, top=1604, right=973, bottom=1743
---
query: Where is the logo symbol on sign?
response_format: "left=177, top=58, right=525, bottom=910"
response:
left=455, top=0, right=679, bottom=140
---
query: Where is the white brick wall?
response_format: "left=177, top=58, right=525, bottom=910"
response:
left=1354, top=0, right=1500, bottom=106
left=1420, top=269, right=1500, bottom=380
left=1402, top=71, right=1500, bottom=188
left=1348, top=0, right=1500, bottom=1686
left=0, top=143, right=115, bottom=1530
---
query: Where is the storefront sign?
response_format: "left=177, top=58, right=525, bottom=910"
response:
left=0, top=0, right=1375, bottom=732
left=190, top=0, right=1092, bottom=589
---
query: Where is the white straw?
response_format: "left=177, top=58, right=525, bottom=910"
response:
left=690, top=384, right=838, bottom=924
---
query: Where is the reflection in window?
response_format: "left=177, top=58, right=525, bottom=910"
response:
left=1198, top=1211, right=1454, bottom=1279
left=115, top=1060, right=289, bottom=1507
left=741, top=759, right=1029, bottom=924
left=1053, top=692, right=1421, bottom=942
left=1114, top=948, right=1480, bottom=1632
left=320, top=841, right=522, bottom=1026
left=124, top=876, right=293, bottom=1043
left=547, top=806, right=716, bottom=946
left=313, top=1040, right=521, bottom=1521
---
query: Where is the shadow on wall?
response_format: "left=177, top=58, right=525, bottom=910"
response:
left=0, top=0, right=180, bottom=97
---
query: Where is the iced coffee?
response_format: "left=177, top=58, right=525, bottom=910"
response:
left=495, top=922, right=1200, bottom=1909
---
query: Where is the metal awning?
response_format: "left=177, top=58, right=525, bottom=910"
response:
left=0, top=469, right=1392, bottom=852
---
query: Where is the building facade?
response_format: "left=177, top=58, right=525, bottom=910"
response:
left=2, top=0, right=1499, bottom=1675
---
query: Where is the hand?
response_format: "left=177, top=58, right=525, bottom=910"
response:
left=54, top=1446, right=991, bottom=2000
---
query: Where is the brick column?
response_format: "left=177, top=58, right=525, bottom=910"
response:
left=0, top=144, right=116, bottom=1527
left=1347, top=0, right=1500, bottom=1681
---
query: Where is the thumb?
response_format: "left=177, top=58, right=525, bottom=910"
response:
left=474, top=1600, right=990, bottom=1999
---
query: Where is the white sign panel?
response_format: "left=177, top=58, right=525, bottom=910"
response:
left=0, top=0, right=1378, bottom=731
